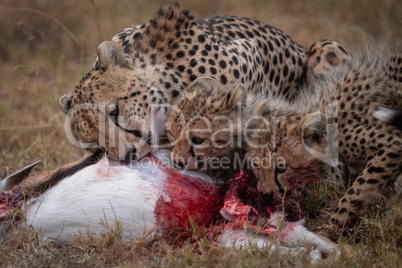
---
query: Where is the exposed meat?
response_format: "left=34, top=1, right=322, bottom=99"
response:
left=0, top=185, right=24, bottom=221
left=220, top=169, right=304, bottom=236
left=149, top=154, right=223, bottom=231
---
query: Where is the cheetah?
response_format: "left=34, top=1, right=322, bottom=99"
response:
left=247, top=44, right=402, bottom=229
left=57, top=3, right=309, bottom=163
left=165, top=77, right=256, bottom=178
left=166, top=40, right=350, bottom=177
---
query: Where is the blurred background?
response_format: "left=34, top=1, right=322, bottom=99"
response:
left=0, top=0, right=401, bottom=177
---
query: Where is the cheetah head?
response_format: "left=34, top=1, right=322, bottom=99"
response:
left=165, top=77, right=247, bottom=170
left=59, top=41, right=166, bottom=161
left=247, top=101, right=329, bottom=198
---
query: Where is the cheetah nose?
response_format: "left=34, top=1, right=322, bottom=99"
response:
left=125, top=147, right=137, bottom=162
left=261, top=191, right=274, bottom=198
left=173, top=160, right=187, bottom=169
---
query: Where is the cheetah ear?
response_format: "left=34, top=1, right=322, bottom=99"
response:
left=256, top=101, right=269, bottom=117
left=185, top=77, right=220, bottom=99
left=97, top=41, right=134, bottom=70
left=188, top=77, right=219, bottom=91
left=224, top=84, right=247, bottom=110
left=59, top=94, right=73, bottom=114
left=298, top=112, right=327, bottom=146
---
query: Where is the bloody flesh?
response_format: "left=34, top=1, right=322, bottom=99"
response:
left=0, top=185, right=24, bottom=220
left=150, top=154, right=224, bottom=231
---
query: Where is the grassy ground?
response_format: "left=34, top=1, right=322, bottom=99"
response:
left=0, top=0, right=401, bottom=266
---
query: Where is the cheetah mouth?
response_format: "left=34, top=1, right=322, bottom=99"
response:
left=105, top=152, right=128, bottom=164
left=223, top=170, right=305, bottom=224
left=279, top=174, right=323, bottom=194
left=260, top=193, right=304, bottom=222
left=105, top=150, right=150, bottom=164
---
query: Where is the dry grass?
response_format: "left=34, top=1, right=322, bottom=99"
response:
left=0, top=0, right=401, bottom=266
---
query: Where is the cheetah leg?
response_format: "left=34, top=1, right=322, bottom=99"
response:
left=329, top=148, right=402, bottom=228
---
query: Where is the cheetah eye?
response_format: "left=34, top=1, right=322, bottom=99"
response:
left=110, top=108, right=118, bottom=116
left=109, top=104, right=119, bottom=124
left=215, top=140, right=227, bottom=145
left=251, top=161, right=260, bottom=171
left=276, top=162, right=287, bottom=173
left=191, top=136, right=205, bottom=145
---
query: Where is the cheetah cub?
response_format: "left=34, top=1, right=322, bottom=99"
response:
left=165, top=77, right=259, bottom=179
left=248, top=45, right=402, bottom=229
